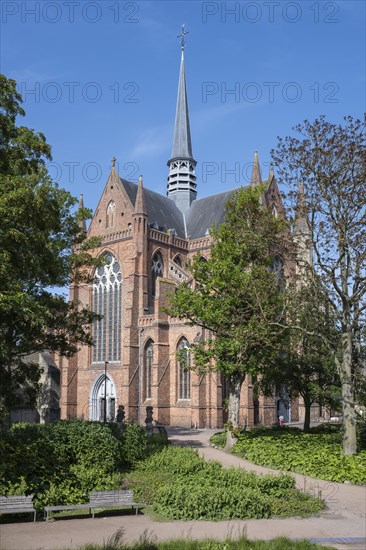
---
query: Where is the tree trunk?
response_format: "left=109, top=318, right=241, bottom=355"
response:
left=340, top=328, right=357, bottom=454
left=225, top=373, right=243, bottom=450
left=303, top=398, right=311, bottom=433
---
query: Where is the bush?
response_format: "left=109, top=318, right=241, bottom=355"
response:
left=0, top=419, right=168, bottom=510
left=126, top=446, right=323, bottom=520
left=231, top=428, right=366, bottom=484
left=210, top=431, right=226, bottom=448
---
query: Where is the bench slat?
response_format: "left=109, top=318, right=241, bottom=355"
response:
left=0, top=495, right=36, bottom=522
left=44, top=490, right=143, bottom=521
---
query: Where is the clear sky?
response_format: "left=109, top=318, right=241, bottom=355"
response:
left=1, top=0, right=365, bottom=211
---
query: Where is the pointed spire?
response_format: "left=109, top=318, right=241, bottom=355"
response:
left=78, top=194, right=86, bottom=232
left=167, top=27, right=197, bottom=214
left=294, top=179, right=312, bottom=268
left=250, top=151, right=262, bottom=187
left=294, top=179, right=310, bottom=235
left=269, top=162, right=274, bottom=180
left=170, top=50, right=193, bottom=160
left=134, top=175, right=147, bottom=216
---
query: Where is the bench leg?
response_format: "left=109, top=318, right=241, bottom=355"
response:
left=34, top=510, right=36, bottom=522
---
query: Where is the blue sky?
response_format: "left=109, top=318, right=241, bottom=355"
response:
left=1, top=0, right=365, bottom=210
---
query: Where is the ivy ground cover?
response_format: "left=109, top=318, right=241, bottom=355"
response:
left=126, top=446, right=323, bottom=520
left=211, top=426, right=366, bottom=485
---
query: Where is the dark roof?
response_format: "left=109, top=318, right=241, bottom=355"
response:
left=121, top=178, right=186, bottom=237
left=121, top=178, right=246, bottom=240
left=185, top=189, right=239, bottom=239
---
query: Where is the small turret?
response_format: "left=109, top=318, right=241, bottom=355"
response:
left=250, top=151, right=262, bottom=187
left=77, top=194, right=87, bottom=232
left=293, top=180, right=313, bottom=269
left=134, top=175, right=147, bottom=216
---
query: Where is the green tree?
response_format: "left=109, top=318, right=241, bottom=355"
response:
left=260, top=280, right=341, bottom=432
left=0, top=74, right=101, bottom=418
left=166, top=185, right=287, bottom=436
left=273, top=115, right=366, bottom=454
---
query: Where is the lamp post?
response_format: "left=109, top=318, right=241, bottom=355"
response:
left=138, top=328, right=144, bottom=423
left=104, top=361, right=109, bottom=422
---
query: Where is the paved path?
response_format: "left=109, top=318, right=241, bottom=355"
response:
left=1, top=428, right=365, bottom=550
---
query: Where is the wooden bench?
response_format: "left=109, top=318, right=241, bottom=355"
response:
left=0, top=495, right=37, bottom=522
left=89, top=490, right=142, bottom=519
left=44, top=490, right=142, bottom=521
left=44, top=502, right=92, bottom=521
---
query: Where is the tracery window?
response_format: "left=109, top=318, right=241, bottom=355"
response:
left=92, top=254, right=122, bottom=363
left=173, top=255, right=182, bottom=267
left=144, top=340, right=153, bottom=400
left=151, top=252, right=164, bottom=301
left=106, top=201, right=116, bottom=228
left=178, top=338, right=191, bottom=400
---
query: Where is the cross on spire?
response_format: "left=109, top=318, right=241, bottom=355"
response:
left=111, top=156, right=116, bottom=168
left=177, top=24, right=188, bottom=51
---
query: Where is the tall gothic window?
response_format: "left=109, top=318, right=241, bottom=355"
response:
left=144, top=340, right=153, bottom=400
left=106, top=200, right=116, bottom=228
left=272, top=255, right=284, bottom=286
left=92, top=254, right=122, bottom=363
left=151, top=252, right=164, bottom=301
left=178, top=338, right=191, bottom=400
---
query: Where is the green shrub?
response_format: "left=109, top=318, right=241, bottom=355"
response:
left=210, top=431, right=227, bottom=448
left=125, top=446, right=323, bottom=520
left=120, top=421, right=148, bottom=465
left=232, top=429, right=366, bottom=484
left=153, top=483, right=271, bottom=520
left=0, top=419, right=168, bottom=510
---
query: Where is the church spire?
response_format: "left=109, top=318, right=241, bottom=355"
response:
left=250, top=151, right=262, bottom=187
left=167, top=25, right=197, bottom=214
left=294, top=179, right=313, bottom=269
left=77, top=194, right=86, bottom=232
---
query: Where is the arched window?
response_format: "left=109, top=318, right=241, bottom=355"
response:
left=272, top=255, right=284, bottom=286
left=173, top=255, right=182, bottom=267
left=178, top=338, right=191, bottom=400
left=106, top=201, right=116, bottom=228
left=92, top=254, right=122, bottom=363
left=144, top=340, right=153, bottom=400
left=151, top=252, right=164, bottom=301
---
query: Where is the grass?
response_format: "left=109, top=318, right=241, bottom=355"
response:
left=59, top=533, right=335, bottom=550
left=210, top=425, right=366, bottom=485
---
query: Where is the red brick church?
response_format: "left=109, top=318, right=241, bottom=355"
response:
left=60, top=40, right=311, bottom=428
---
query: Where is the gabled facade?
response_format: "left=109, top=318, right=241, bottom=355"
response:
left=60, top=45, right=306, bottom=428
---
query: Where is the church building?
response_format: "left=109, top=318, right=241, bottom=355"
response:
left=60, top=37, right=308, bottom=428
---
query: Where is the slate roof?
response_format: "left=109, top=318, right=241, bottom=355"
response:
left=185, top=189, right=239, bottom=239
left=121, top=178, right=246, bottom=240
left=121, top=178, right=186, bottom=237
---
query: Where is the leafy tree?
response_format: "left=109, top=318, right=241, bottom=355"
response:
left=166, top=185, right=287, bottom=436
left=260, top=280, right=341, bottom=432
left=273, top=115, right=366, bottom=454
left=0, top=74, right=101, bottom=418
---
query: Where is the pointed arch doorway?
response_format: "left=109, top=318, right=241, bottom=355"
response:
left=90, top=373, right=116, bottom=422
